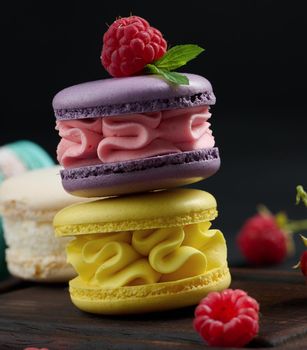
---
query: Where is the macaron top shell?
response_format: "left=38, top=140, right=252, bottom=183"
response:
left=53, top=74, right=216, bottom=120
left=54, top=188, right=217, bottom=237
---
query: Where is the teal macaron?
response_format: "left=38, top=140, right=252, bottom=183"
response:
left=4, top=140, right=54, bottom=170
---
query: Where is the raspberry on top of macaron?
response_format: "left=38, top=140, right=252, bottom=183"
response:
left=53, top=15, right=219, bottom=197
left=101, top=16, right=167, bottom=77
left=100, top=15, right=204, bottom=85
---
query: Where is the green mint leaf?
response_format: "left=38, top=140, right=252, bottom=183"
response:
left=153, top=45, right=205, bottom=71
left=159, top=70, right=189, bottom=85
left=146, top=64, right=189, bottom=85
left=145, top=63, right=161, bottom=74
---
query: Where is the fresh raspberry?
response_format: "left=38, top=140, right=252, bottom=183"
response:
left=237, top=214, right=288, bottom=265
left=294, top=237, right=307, bottom=280
left=101, top=16, right=167, bottom=77
left=194, top=289, right=259, bottom=347
left=300, top=250, right=307, bottom=278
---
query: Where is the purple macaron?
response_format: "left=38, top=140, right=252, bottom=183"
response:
left=53, top=73, right=220, bottom=197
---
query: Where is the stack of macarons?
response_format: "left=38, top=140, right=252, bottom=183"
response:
left=0, top=140, right=54, bottom=279
left=52, top=16, right=230, bottom=314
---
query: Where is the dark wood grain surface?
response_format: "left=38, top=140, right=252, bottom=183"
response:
left=0, top=268, right=306, bottom=350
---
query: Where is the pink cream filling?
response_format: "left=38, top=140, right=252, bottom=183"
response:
left=56, top=106, right=215, bottom=168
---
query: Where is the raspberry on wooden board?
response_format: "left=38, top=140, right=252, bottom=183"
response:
left=237, top=214, right=288, bottom=265
left=194, top=289, right=259, bottom=347
left=301, top=250, right=307, bottom=277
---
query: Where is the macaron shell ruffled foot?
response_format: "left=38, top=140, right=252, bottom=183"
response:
left=54, top=189, right=231, bottom=314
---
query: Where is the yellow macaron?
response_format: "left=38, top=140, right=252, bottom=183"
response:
left=54, top=188, right=231, bottom=314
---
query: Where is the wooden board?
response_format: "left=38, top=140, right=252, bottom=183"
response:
left=0, top=268, right=306, bottom=349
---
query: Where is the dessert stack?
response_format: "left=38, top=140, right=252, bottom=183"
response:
left=53, top=16, right=230, bottom=314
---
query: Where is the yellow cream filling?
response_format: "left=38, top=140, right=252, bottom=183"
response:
left=66, top=222, right=227, bottom=289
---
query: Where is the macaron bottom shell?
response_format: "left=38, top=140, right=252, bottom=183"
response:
left=69, top=265, right=231, bottom=314
left=2, top=215, right=76, bottom=282
left=6, top=251, right=75, bottom=282
left=61, top=148, right=220, bottom=197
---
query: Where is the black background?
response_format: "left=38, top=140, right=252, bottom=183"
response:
left=2, top=0, right=307, bottom=266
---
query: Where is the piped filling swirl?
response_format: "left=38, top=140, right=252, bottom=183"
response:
left=56, top=106, right=214, bottom=168
left=66, top=222, right=227, bottom=289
